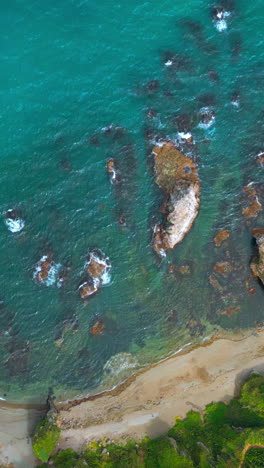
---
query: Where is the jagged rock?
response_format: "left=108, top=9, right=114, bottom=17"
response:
left=152, top=141, right=200, bottom=256
left=33, top=254, right=61, bottom=286
left=250, top=228, right=264, bottom=285
left=214, top=229, right=230, bottom=247
left=79, top=250, right=111, bottom=300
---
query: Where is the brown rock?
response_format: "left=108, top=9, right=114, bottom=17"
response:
left=90, top=320, right=105, bottom=336
left=87, top=257, right=107, bottom=278
left=242, top=184, right=262, bottom=218
left=168, top=264, right=176, bottom=274
left=178, top=265, right=191, bottom=275
left=251, top=228, right=264, bottom=239
left=214, top=230, right=230, bottom=247
left=217, top=306, right=241, bottom=317
left=35, top=256, right=53, bottom=283
left=78, top=282, right=98, bottom=299
left=214, top=262, right=234, bottom=276
left=242, top=199, right=262, bottom=218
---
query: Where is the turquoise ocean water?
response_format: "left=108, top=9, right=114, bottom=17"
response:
left=0, top=0, right=263, bottom=402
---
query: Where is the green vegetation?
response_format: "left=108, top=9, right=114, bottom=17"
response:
left=35, top=374, right=264, bottom=467
left=33, top=416, right=61, bottom=462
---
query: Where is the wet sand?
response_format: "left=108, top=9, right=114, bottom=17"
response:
left=1, top=330, right=264, bottom=467
left=0, top=405, right=45, bottom=468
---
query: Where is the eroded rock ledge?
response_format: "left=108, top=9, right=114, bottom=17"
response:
left=250, top=228, right=264, bottom=285
left=152, top=141, right=200, bottom=256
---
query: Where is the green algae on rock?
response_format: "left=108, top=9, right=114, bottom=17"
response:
left=152, top=141, right=200, bottom=256
left=250, top=228, right=264, bottom=285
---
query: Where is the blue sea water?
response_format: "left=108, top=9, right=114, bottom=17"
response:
left=0, top=0, right=263, bottom=402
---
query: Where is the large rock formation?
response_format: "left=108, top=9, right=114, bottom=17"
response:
left=152, top=141, right=200, bottom=256
left=250, top=228, right=264, bottom=285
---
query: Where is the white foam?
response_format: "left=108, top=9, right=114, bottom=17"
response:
left=198, top=109, right=215, bottom=129
left=5, top=218, right=25, bottom=233
left=178, top=132, right=192, bottom=141
left=198, top=120, right=215, bottom=129
left=101, top=270, right=111, bottom=285
left=215, top=19, right=227, bottom=31
left=45, top=263, right=61, bottom=286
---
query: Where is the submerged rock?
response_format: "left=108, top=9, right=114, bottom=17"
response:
left=214, top=261, right=234, bottom=276
left=214, top=229, right=230, bottom=247
left=209, top=273, right=224, bottom=291
left=106, top=158, right=121, bottom=185
left=103, top=352, right=138, bottom=375
left=217, top=305, right=240, bottom=317
left=90, top=319, right=105, bottom=336
left=250, top=228, right=264, bottom=285
left=4, top=209, right=25, bottom=233
left=151, top=141, right=200, bottom=256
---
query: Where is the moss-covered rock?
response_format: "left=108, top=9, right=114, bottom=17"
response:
left=32, top=416, right=61, bottom=462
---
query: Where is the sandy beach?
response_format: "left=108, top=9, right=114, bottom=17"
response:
left=1, top=330, right=264, bottom=467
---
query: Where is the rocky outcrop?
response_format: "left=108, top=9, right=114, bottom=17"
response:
left=250, top=228, right=264, bottom=285
left=152, top=141, right=200, bottom=256
left=33, top=254, right=61, bottom=286
left=78, top=250, right=111, bottom=299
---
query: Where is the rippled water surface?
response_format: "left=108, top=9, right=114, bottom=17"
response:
left=0, top=0, right=263, bottom=401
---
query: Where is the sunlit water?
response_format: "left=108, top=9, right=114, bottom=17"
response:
left=0, top=0, right=263, bottom=402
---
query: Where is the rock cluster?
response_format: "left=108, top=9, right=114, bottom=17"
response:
left=242, top=184, right=262, bottom=219
left=78, top=250, right=111, bottom=299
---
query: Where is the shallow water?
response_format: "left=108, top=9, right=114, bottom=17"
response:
left=0, top=0, right=263, bottom=402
